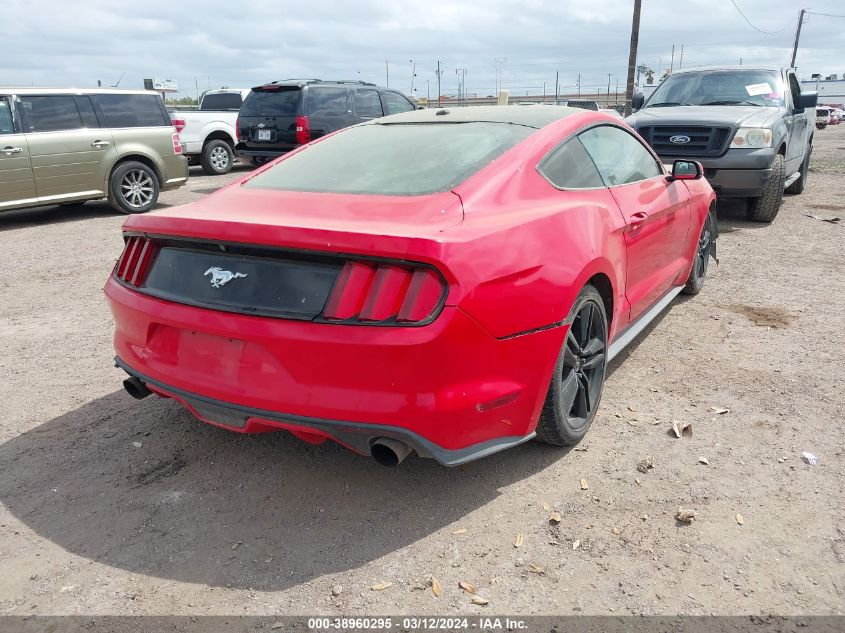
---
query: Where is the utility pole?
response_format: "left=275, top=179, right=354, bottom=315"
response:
left=577, top=73, right=581, bottom=96
left=625, top=0, right=642, bottom=112
left=426, top=80, right=430, bottom=103
left=436, top=60, right=442, bottom=107
left=607, top=73, right=611, bottom=104
left=670, top=44, right=675, bottom=73
left=385, top=60, right=389, bottom=87
left=409, top=60, right=416, bottom=96
left=679, top=44, right=684, bottom=70
left=791, top=9, right=807, bottom=68
left=543, top=81, right=548, bottom=101
left=555, top=70, right=560, bottom=104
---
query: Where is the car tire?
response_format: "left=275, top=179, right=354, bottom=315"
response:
left=682, top=211, right=713, bottom=296
left=785, top=145, right=811, bottom=195
left=200, top=139, right=234, bottom=175
left=108, top=161, right=160, bottom=214
left=746, top=153, right=785, bottom=223
left=536, top=285, right=608, bottom=447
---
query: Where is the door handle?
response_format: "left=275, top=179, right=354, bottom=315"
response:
left=91, top=140, right=110, bottom=148
left=630, top=211, right=649, bottom=221
left=2, top=146, right=23, bottom=155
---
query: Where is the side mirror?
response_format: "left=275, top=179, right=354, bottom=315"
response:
left=632, top=93, right=645, bottom=111
left=796, top=91, right=818, bottom=111
left=668, top=160, right=703, bottom=181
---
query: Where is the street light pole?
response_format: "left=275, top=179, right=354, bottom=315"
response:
left=494, top=57, right=507, bottom=96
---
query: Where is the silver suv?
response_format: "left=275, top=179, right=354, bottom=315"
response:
left=0, top=89, right=188, bottom=214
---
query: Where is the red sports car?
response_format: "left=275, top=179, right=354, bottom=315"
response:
left=106, top=106, right=716, bottom=467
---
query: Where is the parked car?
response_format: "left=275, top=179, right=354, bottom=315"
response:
left=0, top=88, right=187, bottom=214
left=829, top=109, right=841, bottom=125
left=170, top=88, right=250, bottom=175
left=627, top=66, right=817, bottom=223
left=235, top=79, right=416, bottom=165
left=106, top=106, right=716, bottom=467
left=816, top=107, right=831, bottom=129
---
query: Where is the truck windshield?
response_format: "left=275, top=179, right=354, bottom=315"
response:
left=646, top=70, right=784, bottom=108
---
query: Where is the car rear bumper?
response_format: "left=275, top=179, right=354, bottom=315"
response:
left=104, top=277, right=562, bottom=463
left=235, top=145, right=290, bottom=159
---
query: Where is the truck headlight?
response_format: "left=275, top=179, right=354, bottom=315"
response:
left=730, top=128, right=773, bottom=149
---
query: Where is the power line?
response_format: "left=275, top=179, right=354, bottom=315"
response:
left=806, top=10, right=845, bottom=18
left=729, top=0, right=790, bottom=34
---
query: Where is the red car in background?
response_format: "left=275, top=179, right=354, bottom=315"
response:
left=105, top=106, right=716, bottom=467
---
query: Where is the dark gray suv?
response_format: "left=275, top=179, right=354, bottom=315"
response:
left=235, top=80, right=417, bottom=165
left=626, top=67, right=818, bottom=222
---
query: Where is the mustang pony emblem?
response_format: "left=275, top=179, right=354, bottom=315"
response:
left=204, top=266, right=247, bottom=288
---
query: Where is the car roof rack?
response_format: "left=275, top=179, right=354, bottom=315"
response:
left=270, top=79, right=322, bottom=84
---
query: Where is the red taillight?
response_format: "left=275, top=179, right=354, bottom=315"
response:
left=323, top=261, right=445, bottom=325
left=114, top=236, right=157, bottom=287
left=171, top=118, right=186, bottom=133
left=171, top=132, right=182, bottom=155
left=295, top=115, right=311, bottom=145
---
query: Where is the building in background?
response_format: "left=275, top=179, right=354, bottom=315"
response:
left=800, top=75, right=845, bottom=105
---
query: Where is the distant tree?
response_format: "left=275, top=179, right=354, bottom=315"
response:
left=165, top=96, right=198, bottom=106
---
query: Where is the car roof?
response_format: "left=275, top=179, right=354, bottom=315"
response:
left=0, top=88, right=160, bottom=96
left=671, top=65, right=782, bottom=75
left=373, top=105, right=586, bottom=129
left=255, top=79, right=381, bottom=89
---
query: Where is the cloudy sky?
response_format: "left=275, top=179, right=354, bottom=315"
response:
left=3, top=0, right=844, bottom=98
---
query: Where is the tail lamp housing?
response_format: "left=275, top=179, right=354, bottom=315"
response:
left=322, top=261, right=446, bottom=326
left=114, top=236, right=157, bottom=287
left=295, top=115, right=311, bottom=145
left=171, top=118, right=186, bottom=134
left=171, top=132, right=183, bottom=155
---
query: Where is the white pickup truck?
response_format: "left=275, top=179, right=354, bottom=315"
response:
left=170, top=89, right=250, bottom=174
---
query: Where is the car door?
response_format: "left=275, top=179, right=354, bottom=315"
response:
left=18, top=94, right=115, bottom=202
left=785, top=71, right=809, bottom=171
left=0, top=95, right=38, bottom=210
left=579, top=124, right=692, bottom=320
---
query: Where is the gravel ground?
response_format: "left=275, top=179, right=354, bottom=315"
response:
left=0, top=128, right=843, bottom=617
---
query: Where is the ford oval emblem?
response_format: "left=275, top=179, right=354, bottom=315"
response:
left=670, top=135, right=691, bottom=144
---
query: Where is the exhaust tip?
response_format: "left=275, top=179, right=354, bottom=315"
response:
left=123, top=376, right=152, bottom=400
left=371, top=438, right=413, bottom=467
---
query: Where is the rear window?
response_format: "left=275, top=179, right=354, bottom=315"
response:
left=201, top=92, right=244, bottom=110
left=244, top=122, right=535, bottom=196
left=240, top=88, right=301, bottom=117
left=95, top=94, right=168, bottom=127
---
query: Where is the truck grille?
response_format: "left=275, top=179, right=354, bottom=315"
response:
left=637, top=126, right=731, bottom=157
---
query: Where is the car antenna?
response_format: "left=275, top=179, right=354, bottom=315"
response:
left=111, top=72, right=125, bottom=88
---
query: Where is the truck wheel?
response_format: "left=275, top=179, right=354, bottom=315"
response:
left=200, top=140, right=233, bottom=175
left=746, top=154, right=785, bottom=223
left=108, top=161, right=159, bottom=214
left=785, top=145, right=811, bottom=195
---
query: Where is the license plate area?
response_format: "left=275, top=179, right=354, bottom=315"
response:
left=256, top=129, right=272, bottom=141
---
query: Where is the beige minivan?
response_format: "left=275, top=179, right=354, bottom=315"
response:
left=0, top=88, right=188, bottom=214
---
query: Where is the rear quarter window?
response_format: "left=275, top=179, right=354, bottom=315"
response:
left=95, top=94, right=168, bottom=127
left=19, top=95, right=83, bottom=132
left=306, top=87, right=349, bottom=116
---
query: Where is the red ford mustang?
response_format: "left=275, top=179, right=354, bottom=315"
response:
left=105, top=106, right=716, bottom=467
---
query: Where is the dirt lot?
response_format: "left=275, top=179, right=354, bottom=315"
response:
left=0, top=128, right=843, bottom=618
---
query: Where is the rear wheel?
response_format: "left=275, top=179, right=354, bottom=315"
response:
left=200, top=139, right=233, bottom=175
left=746, top=153, right=785, bottom=223
left=682, top=211, right=713, bottom=295
left=536, top=285, right=608, bottom=446
left=108, top=161, right=159, bottom=214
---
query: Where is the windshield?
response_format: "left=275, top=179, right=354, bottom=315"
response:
left=244, top=122, right=535, bottom=196
left=240, top=88, right=301, bottom=117
left=646, top=70, right=784, bottom=107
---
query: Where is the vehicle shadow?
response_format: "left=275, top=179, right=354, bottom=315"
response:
left=0, top=201, right=123, bottom=232
left=0, top=389, right=565, bottom=591
left=715, top=197, right=772, bottom=232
